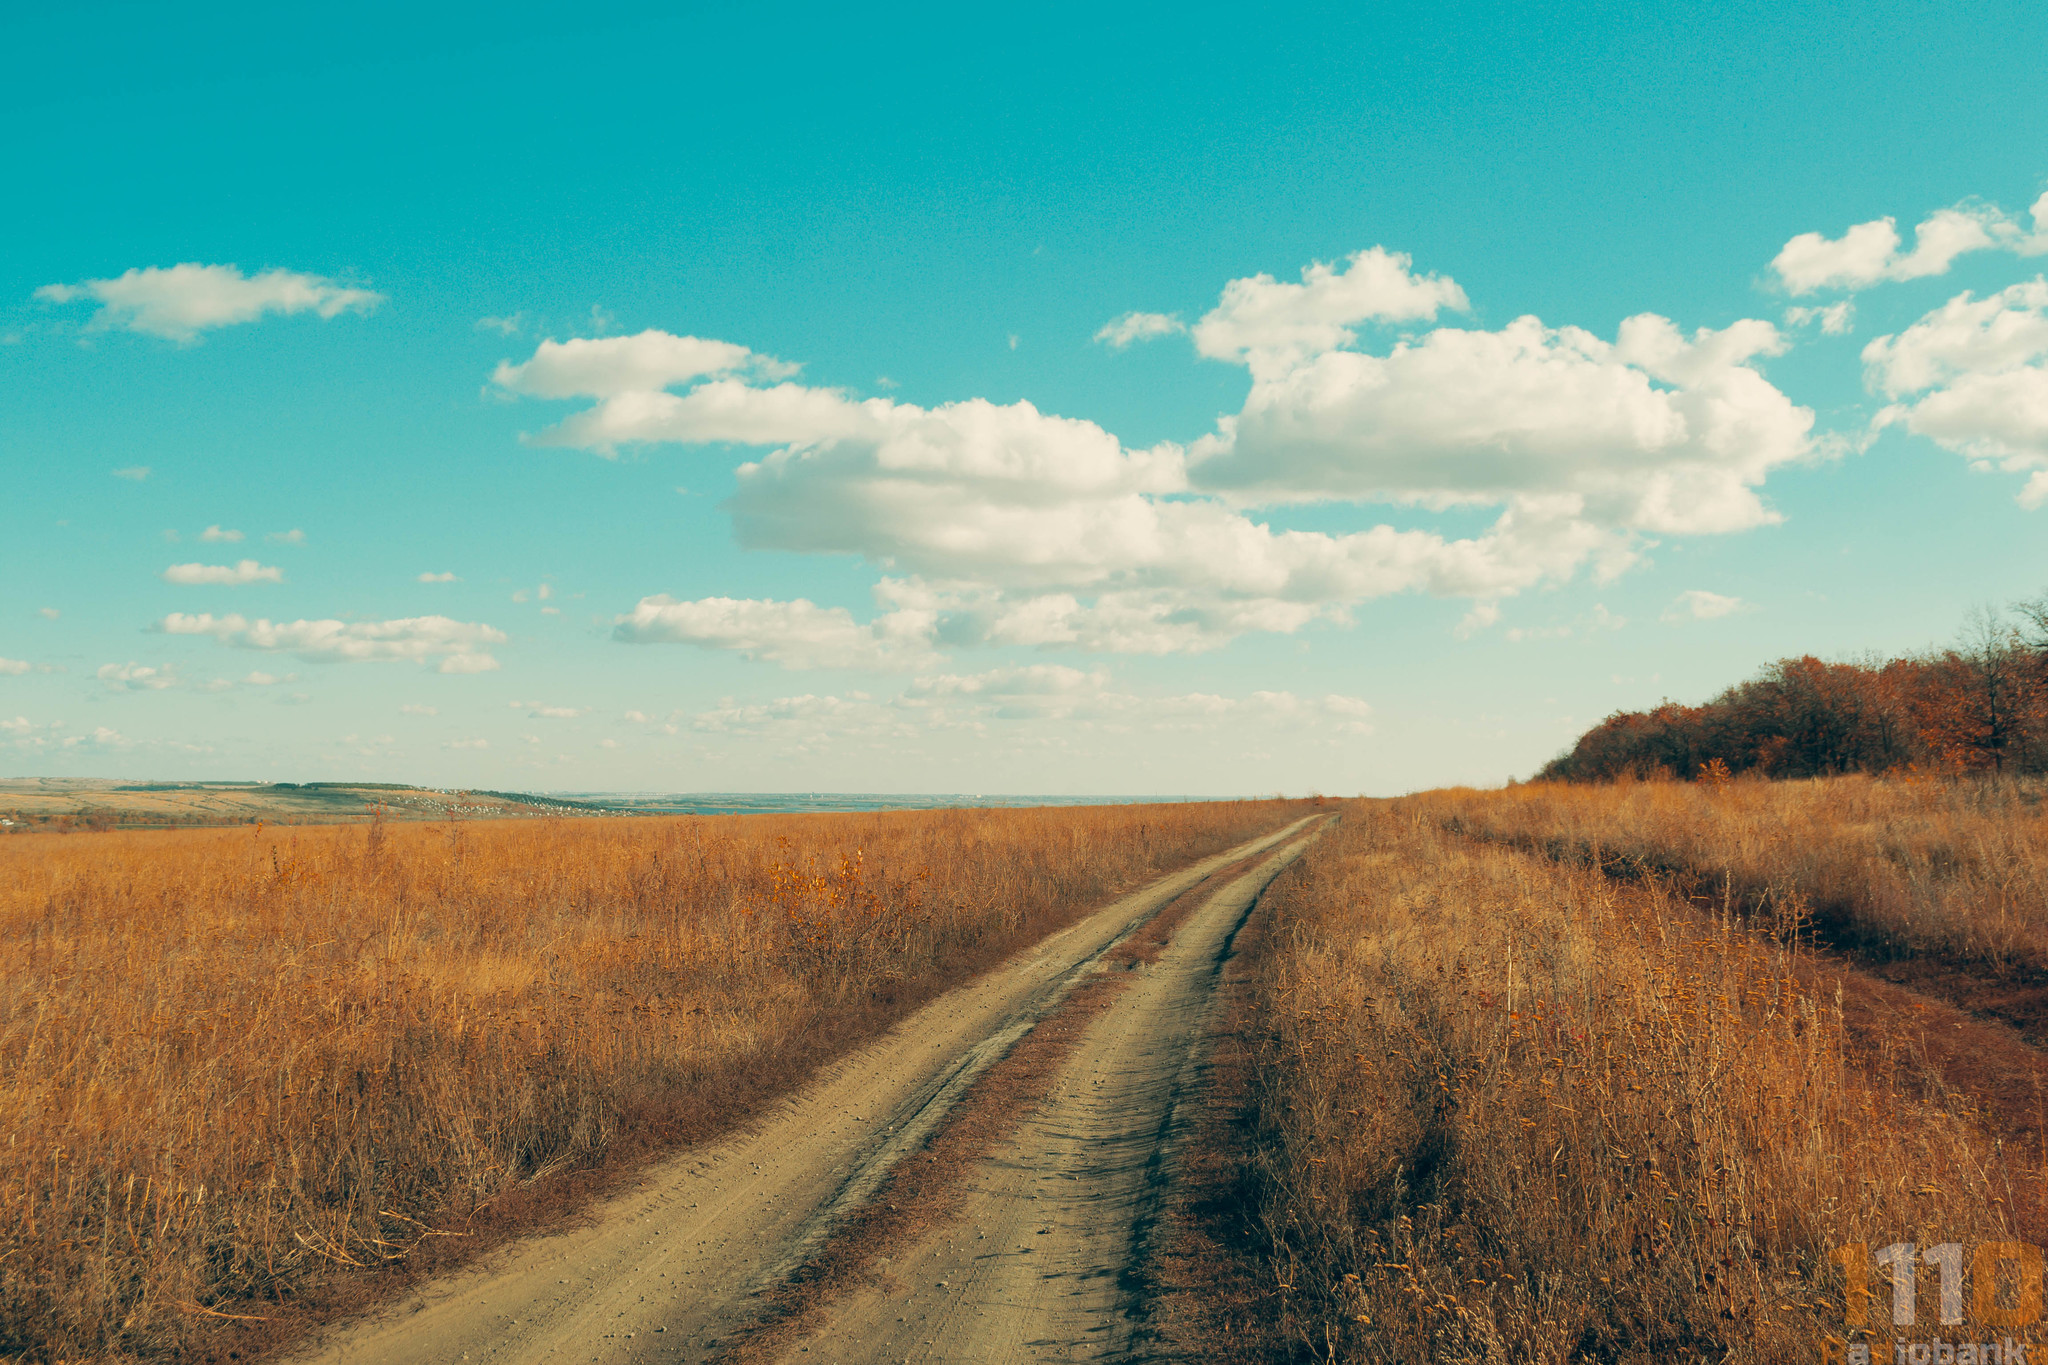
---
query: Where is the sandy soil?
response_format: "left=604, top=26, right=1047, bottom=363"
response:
left=286, top=817, right=1318, bottom=1365
left=777, top=826, right=1323, bottom=1365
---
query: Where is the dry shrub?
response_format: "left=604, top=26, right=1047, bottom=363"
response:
left=1430, top=775, right=2048, bottom=974
left=0, top=800, right=1302, bottom=1361
left=1247, top=800, right=2023, bottom=1362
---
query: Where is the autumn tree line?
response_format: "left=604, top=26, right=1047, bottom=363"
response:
left=1538, top=593, right=2048, bottom=782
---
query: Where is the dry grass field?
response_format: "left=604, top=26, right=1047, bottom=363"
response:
left=1430, top=775, right=2048, bottom=979
left=1240, top=793, right=2034, bottom=1362
left=1, top=800, right=1303, bottom=1361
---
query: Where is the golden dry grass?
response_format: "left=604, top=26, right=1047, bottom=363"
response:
left=1243, top=798, right=2029, bottom=1362
left=1430, top=774, right=2048, bottom=974
left=1, top=800, right=1303, bottom=1361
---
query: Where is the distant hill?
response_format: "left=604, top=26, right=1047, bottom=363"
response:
left=0, top=780, right=597, bottom=830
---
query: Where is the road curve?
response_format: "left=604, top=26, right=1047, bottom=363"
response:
left=777, top=825, right=1324, bottom=1364
left=288, top=817, right=1320, bottom=1365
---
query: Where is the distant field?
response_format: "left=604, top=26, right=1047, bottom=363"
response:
left=0, top=780, right=1234, bottom=830
left=0, top=778, right=601, bottom=829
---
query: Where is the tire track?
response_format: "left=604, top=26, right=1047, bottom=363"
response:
left=776, top=823, right=1328, bottom=1364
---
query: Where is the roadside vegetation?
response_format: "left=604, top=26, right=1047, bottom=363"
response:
left=1431, top=775, right=2048, bottom=982
left=1241, top=796, right=2029, bottom=1362
left=0, top=800, right=1304, bottom=1361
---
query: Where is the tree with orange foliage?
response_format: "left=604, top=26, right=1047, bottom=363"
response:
left=1537, top=593, right=2048, bottom=782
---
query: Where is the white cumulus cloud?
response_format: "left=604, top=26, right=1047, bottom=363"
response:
left=1864, top=279, right=2048, bottom=507
left=492, top=329, right=793, bottom=402
left=34, top=263, right=383, bottom=340
left=162, top=559, right=283, bottom=586
left=498, top=246, right=1815, bottom=656
left=1189, top=312, right=1810, bottom=536
left=417, top=571, right=460, bottom=583
left=156, top=613, right=506, bottom=671
left=1191, top=246, right=1469, bottom=378
left=1771, top=192, right=2048, bottom=295
left=614, top=595, right=943, bottom=671
left=200, top=525, right=244, bottom=542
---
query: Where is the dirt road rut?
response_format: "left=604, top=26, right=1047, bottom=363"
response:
left=290, top=818, right=1318, bottom=1365
left=782, top=825, right=1321, bottom=1364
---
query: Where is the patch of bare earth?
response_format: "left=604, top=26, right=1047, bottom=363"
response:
left=1138, top=855, right=1291, bottom=1365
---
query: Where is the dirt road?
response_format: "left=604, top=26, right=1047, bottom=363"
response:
left=782, top=825, right=1320, bottom=1364
left=290, top=817, right=1320, bottom=1365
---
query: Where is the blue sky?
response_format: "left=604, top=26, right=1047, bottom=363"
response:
left=4, top=1, right=2047, bottom=795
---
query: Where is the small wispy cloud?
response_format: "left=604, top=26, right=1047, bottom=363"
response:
left=418, top=571, right=460, bottom=583
left=112, top=465, right=151, bottom=481
left=265, top=528, right=306, bottom=545
left=158, top=611, right=505, bottom=672
left=200, top=525, right=244, bottom=543
left=1454, top=602, right=1501, bottom=639
left=399, top=703, right=438, bottom=716
left=1784, top=302, right=1855, bottom=336
left=162, top=559, right=284, bottom=586
left=510, top=700, right=586, bottom=719
left=1663, top=589, right=1746, bottom=622
left=475, top=312, right=525, bottom=336
left=35, top=263, right=383, bottom=341
left=97, top=661, right=179, bottom=691
left=1093, top=311, right=1187, bottom=348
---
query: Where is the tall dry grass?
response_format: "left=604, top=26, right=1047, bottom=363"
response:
left=1245, top=799, right=2027, bottom=1361
left=1, top=800, right=1302, bottom=1361
left=1431, top=775, right=2048, bottom=974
